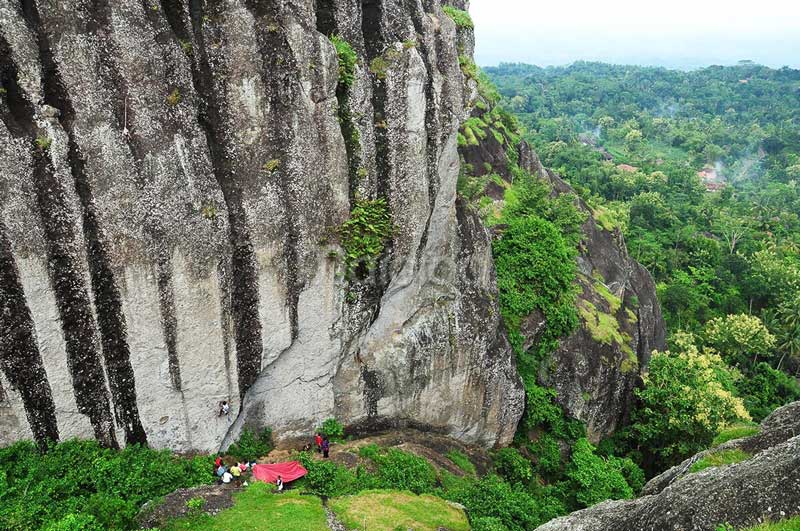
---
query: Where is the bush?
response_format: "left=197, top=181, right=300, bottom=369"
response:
left=43, top=514, right=103, bottom=531
left=493, top=215, right=579, bottom=354
left=630, top=337, right=751, bottom=471
left=472, top=517, right=510, bottom=531
left=613, top=455, right=645, bottom=494
left=358, top=445, right=437, bottom=494
left=736, top=362, right=800, bottom=421
left=186, top=496, right=206, bottom=513
left=492, top=448, right=531, bottom=485
left=528, top=433, right=563, bottom=477
left=566, top=438, right=633, bottom=508
left=226, top=428, right=273, bottom=462
left=320, top=418, right=345, bottom=440
left=0, top=439, right=212, bottom=531
left=442, top=474, right=564, bottom=531
left=297, top=452, right=358, bottom=498
left=337, top=199, right=392, bottom=275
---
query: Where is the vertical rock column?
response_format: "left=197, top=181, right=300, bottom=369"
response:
left=0, top=221, right=59, bottom=450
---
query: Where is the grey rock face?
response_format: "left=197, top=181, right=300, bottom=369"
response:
left=0, top=0, right=523, bottom=452
left=536, top=401, right=800, bottom=531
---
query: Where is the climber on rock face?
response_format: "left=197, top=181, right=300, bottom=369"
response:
left=219, top=400, right=230, bottom=417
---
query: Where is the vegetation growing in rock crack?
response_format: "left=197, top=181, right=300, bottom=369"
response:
left=336, top=198, right=392, bottom=276
left=330, top=35, right=357, bottom=88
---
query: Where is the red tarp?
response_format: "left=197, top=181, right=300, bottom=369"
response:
left=251, top=461, right=308, bottom=484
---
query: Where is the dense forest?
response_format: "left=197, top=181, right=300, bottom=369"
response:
left=484, top=60, right=800, bottom=475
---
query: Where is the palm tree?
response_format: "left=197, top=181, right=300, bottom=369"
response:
left=775, top=295, right=800, bottom=370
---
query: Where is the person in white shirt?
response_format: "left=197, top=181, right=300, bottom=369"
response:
left=276, top=476, right=284, bottom=492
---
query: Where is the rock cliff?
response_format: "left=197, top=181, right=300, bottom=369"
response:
left=458, top=105, right=666, bottom=441
left=0, top=0, right=524, bottom=452
left=535, top=401, right=800, bottom=531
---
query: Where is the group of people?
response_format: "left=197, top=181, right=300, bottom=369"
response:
left=214, top=456, right=254, bottom=485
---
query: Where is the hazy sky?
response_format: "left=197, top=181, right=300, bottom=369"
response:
left=471, top=0, right=800, bottom=69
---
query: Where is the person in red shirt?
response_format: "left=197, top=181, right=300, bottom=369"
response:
left=314, top=433, right=322, bottom=453
left=214, top=455, right=222, bottom=474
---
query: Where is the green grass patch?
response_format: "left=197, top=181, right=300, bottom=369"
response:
left=164, top=484, right=328, bottom=531
left=442, top=6, right=474, bottom=29
left=740, top=516, right=800, bottom=530
left=689, top=449, right=751, bottom=473
left=330, top=489, right=470, bottom=531
left=446, top=450, right=476, bottom=476
left=712, top=424, right=760, bottom=447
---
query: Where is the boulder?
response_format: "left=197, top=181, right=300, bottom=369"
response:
left=536, top=401, right=800, bottom=531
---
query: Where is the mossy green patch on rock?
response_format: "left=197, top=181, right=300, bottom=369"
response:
left=578, top=299, right=634, bottom=359
left=592, top=204, right=621, bottom=232
left=593, top=279, right=622, bottom=314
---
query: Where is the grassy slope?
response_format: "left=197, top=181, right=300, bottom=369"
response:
left=163, top=483, right=328, bottom=531
left=329, top=489, right=470, bottom=531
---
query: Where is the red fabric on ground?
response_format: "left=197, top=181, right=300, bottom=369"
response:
left=251, top=461, right=308, bottom=483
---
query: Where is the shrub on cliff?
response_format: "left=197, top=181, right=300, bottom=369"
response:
left=442, top=6, right=474, bottom=29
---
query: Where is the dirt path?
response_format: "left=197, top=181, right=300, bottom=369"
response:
left=265, top=428, right=492, bottom=476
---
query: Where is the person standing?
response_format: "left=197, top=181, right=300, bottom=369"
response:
left=314, top=432, right=323, bottom=453
left=322, top=437, right=330, bottom=459
left=276, top=475, right=284, bottom=492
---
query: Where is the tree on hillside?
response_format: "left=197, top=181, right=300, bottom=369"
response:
left=704, top=314, right=776, bottom=367
left=631, top=332, right=750, bottom=470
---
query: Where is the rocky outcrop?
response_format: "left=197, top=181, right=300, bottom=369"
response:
left=538, top=163, right=665, bottom=441
left=642, top=400, right=800, bottom=496
left=0, top=0, right=523, bottom=452
left=535, top=401, right=800, bottom=531
left=459, top=109, right=666, bottom=441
